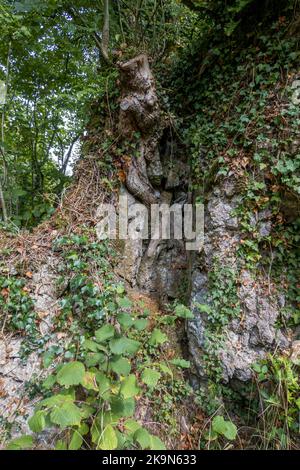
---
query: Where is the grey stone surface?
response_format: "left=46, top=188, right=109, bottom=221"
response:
left=187, top=176, right=291, bottom=384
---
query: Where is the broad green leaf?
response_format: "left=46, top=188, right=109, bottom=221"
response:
left=85, top=352, right=105, bottom=367
left=117, top=313, right=134, bottom=329
left=149, top=329, right=168, bottom=346
left=124, top=419, right=141, bottom=435
left=69, top=431, right=83, bottom=450
left=42, top=374, right=56, bottom=390
left=120, top=374, right=140, bottom=399
left=57, top=362, right=85, bottom=387
left=141, top=368, right=161, bottom=388
left=109, top=337, right=140, bottom=355
left=7, top=435, right=34, bottom=450
left=98, top=425, right=118, bottom=450
left=134, top=318, right=148, bottom=331
left=41, top=393, right=74, bottom=408
left=95, top=324, right=115, bottom=343
left=82, top=339, right=99, bottom=352
left=212, top=415, right=237, bottom=441
left=95, top=372, right=111, bottom=399
left=134, top=428, right=151, bottom=449
left=110, top=356, right=131, bottom=376
left=110, top=397, right=135, bottom=418
left=149, top=435, right=166, bottom=450
left=50, top=402, right=82, bottom=428
left=28, top=410, right=46, bottom=433
left=170, top=358, right=191, bottom=369
left=81, top=371, right=98, bottom=391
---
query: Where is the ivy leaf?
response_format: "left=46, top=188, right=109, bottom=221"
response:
left=95, top=324, right=115, bottom=343
left=28, top=410, right=46, bottom=433
left=7, top=435, right=34, bottom=450
left=50, top=402, right=82, bottom=428
left=109, top=337, right=140, bottom=355
left=57, top=362, right=85, bottom=387
left=110, top=356, right=131, bottom=376
left=141, top=368, right=161, bottom=388
left=98, top=424, right=118, bottom=450
left=149, top=329, right=168, bottom=346
left=120, top=374, right=140, bottom=399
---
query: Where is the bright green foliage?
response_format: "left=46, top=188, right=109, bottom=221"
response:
left=141, top=368, right=162, bottom=389
left=9, top=234, right=173, bottom=450
left=149, top=328, right=168, bottom=346
left=251, top=356, right=300, bottom=449
left=211, top=416, right=237, bottom=441
left=6, top=435, right=34, bottom=450
left=56, top=362, right=85, bottom=387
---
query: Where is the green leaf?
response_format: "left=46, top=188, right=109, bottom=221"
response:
left=85, top=352, right=105, bottom=367
left=7, top=435, right=34, bottom=450
left=82, top=339, right=99, bottom=352
left=55, top=439, right=67, bottom=450
left=134, top=318, right=148, bottom=331
left=149, top=329, right=168, bottom=346
left=141, top=368, right=161, bottom=388
left=120, top=374, right=140, bottom=399
left=170, top=358, right=191, bottom=369
left=41, top=393, right=74, bottom=408
left=95, top=372, right=111, bottom=399
left=81, top=371, right=98, bottom=391
left=212, top=415, right=237, bottom=441
left=98, top=425, right=118, bottom=450
left=124, top=419, right=141, bottom=435
left=50, top=402, right=82, bottom=428
left=110, top=397, right=135, bottom=418
left=69, top=431, right=83, bottom=450
left=95, top=324, right=115, bottom=343
left=134, top=428, right=151, bottom=449
left=175, top=304, right=194, bottom=319
left=158, top=363, right=173, bottom=377
left=57, top=362, right=85, bottom=387
left=117, top=313, right=134, bottom=329
left=42, top=374, right=56, bottom=390
left=109, top=337, right=140, bottom=355
left=117, top=296, right=132, bottom=309
left=110, top=356, right=131, bottom=376
left=149, top=435, right=166, bottom=450
left=28, top=410, right=46, bottom=433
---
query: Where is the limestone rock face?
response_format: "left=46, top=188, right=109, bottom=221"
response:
left=187, top=175, right=291, bottom=384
